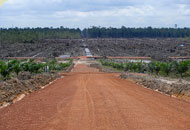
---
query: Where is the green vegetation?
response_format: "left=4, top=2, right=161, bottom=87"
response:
left=1, top=27, right=190, bottom=44
left=0, top=59, right=73, bottom=80
left=0, top=27, right=81, bottom=44
left=47, top=59, right=73, bottom=71
left=0, top=61, right=10, bottom=79
left=100, top=59, right=190, bottom=77
left=173, top=61, right=190, bottom=77
left=82, top=26, right=190, bottom=38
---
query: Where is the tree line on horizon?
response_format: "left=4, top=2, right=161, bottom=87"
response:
left=0, top=27, right=81, bottom=44
left=0, top=26, right=190, bottom=44
left=82, top=26, right=190, bottom=38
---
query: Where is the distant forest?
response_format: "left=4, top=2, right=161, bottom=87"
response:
left=0, top=26, right=190, bottom=43
left=82, top=26, right=190, bottom=38
left=0, top=27, right=81, bottom=44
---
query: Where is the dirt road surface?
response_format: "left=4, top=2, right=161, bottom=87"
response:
left=0, top=64, right=190, bottom=130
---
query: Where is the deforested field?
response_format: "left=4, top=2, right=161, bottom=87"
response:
left=1, top=38, right=190, bottom=61
left=86, top=38, right=190, bottom=60
left=0, top=39, right=85, bottom=58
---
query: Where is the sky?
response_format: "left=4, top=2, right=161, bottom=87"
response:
left=0, top=0, right=190, bottom=29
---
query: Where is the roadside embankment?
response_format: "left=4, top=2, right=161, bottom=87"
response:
left=120, top=73, right=190, bottom=101
left=0, top=72, right=60, bottom=107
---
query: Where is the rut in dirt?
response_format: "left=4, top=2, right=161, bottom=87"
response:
left=0, top=64, right=190, bottom=130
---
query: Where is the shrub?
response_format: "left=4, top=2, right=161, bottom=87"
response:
left=136, top=62, right=145, bottom=73
left=154, top=62, right=161, bottom=75
left=100, top=59, right=190, bottom=77
left=148, top=62, right=155, bottom=74
left=0, top=61, right=10, bottom=80
left=160, top=62, right=172, bottom=76
left=0, top=58, right=73, bottom=80
left=20, top=62, right=30, bottom=71
left=174, top=61, right=190, bottom=77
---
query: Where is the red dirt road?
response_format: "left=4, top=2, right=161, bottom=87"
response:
left=0, top=64, right=190, bottom=130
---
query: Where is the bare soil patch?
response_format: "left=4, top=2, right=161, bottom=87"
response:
left=72, top=64, right=99, bottom=73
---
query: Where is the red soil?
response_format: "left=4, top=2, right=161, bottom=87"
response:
left=0, top=64, right=189, bottom=130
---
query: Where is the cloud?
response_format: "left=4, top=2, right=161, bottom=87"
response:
left=54, top=5, right=156, bottom=18
left=0, top=0, right=190, bottom=28
left=177, top=4, right=190, bottom=16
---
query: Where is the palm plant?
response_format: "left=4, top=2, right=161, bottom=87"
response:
left=160, top=62, right=172, bottom=76
left=174, top=61, right=190, bottom=77
left=136, top=62, right=144, bottom=73
left=0, top=61, right=10, bottom=80
left=148, top=62, right=155, bottom=74
left=155, top=62, right=161, bottom=75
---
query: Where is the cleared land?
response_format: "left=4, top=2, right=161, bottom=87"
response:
left=0, top=39, right=85, bottom=58
left=0, top=63, right=190, bottom=130
left=86, top=38, right=190, bottom=60
left=1, top=38, right=190, bottom=61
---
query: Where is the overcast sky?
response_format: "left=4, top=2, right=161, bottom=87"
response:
left=0, top=0, right=190, bottom=29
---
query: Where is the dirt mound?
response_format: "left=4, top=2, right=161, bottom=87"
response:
left=120, top=73, right=190, bottom=101
left=0, top=72, right=59, bottom=106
